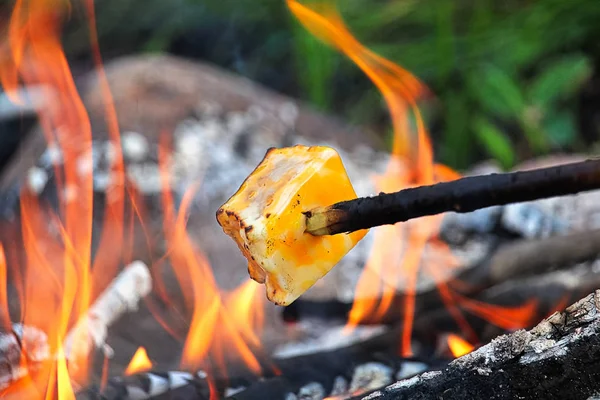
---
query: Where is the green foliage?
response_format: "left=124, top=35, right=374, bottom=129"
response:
left=472, top=116, right=515, bottom=170
left=63, top=0, right=600, bottom=171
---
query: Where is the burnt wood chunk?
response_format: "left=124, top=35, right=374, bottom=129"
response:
left=356, top=290, right=600, bottom=400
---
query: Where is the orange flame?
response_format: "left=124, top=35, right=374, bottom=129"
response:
left=287, top=0, right=456, bottom=357
left=125, top=347, right=153, bottom=375
left=0, top=0, right=267, bottom=398
left=156, top=136, right=265, bottom=378
left=447, top=334, right=474, bottom=358
left=288, top=0, right=540, bottom=357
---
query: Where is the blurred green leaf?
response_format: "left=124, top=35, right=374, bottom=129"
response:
left=291, top=19, right=337, bottom=110
left=528, top=54, right=592, bottom=108
left=468, top=64, right=525, bottom=119
left=473, top=116, right=515, bottom=169
left=543, top=111, right=578, bottom=147
left=440, top=91, right=471, bottom=170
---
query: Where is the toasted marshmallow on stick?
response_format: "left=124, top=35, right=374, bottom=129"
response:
left=216, top=145, right=368, bottom=306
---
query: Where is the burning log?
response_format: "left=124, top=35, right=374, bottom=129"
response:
left=357, top=290, right=600, bottom=400
left=65, top=261, right=152, bottom=366
left=284, top=226, right=600, bottom=325
left=305, top=158, right=600, bottom=236
left=0, top=323, right=49, bottom=391
left=0, top=261, right=152, bottom=395
left=75, top=328, right=441, bottom=400
left=75, top=370, right=213, bottom=400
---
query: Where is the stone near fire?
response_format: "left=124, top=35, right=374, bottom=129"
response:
left=216, top=145, right=368, bottom=305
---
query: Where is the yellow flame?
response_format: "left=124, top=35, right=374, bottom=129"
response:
left=447, top=334, right=474, bottom=358
left=125, top=347, right=153, bottom=375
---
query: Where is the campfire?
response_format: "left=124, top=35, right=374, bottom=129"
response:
left=1, top=0, right=600, bottom=399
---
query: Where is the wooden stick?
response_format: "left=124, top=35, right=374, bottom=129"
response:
left=356, top=290, right=600, bottom=400
left=305, top=158, right=600, bottom=235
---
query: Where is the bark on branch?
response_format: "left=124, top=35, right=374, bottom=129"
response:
left=305, top=158, right=600, bottom=235
left=357, top=290, right=600, bottom=400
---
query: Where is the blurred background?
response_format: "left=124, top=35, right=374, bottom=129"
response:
left=2, top=0, right=600, bottom=171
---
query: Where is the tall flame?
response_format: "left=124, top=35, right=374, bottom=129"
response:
left=288, top=0, right=538, bottom=356
left=156, top=136, right=266, bottom=378
left=0, top=0, right=268, bottom=398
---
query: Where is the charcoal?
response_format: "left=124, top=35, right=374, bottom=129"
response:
left=355, top=291, right=600, bottom=400
left=75, top=371, right=212, bottom=400
left=76, top=329, right=442, bottom=400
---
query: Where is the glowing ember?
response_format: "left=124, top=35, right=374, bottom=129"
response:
left=125, top=347, right=153, bottom=375
left=447, top=334, right=474, bottom=358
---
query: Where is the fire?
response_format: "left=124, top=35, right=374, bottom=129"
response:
left=447, top=334, right=474, bottom=358
left=0, top=0, right=266, bottom=398
left=156, top=136, right=266, bottom=378
left=125, top=347, right=153, bottom=375
left=0, top=0, right=558, bottom=397
left=288, top=0, right=539, bottom=356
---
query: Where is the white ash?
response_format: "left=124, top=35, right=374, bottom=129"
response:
left=297, top=382, right=326, bottom=400
left=449, top=329, right=533, bottom=368
left=0, top=324, right=50, bottom=390
left=273, top=325, right=387, bottom=359
left=64, top=261, right=152, bottom=364
left=39, top=143, right=63, bottom=168
left=384, top=375, right=420, bottom=391
left=224, top=386, right=247, bottom=397
left=14, top=323, right=50, bottom=363
left=395, top=360, right=429, bottom=380
left=330, top=376, right=348, bottom=396
left=126, top=163, right=163, bottom=194
left=362, top=390, right=384, bottom=399
left=349, top=362, right=394, bottom=394
left=501, top=201, right=568, bottom=239
left=121, top=131, right=150, bottom=162
left=26, top=167, right=48, bottom=194
left=420, top=370, right=442, bottom=380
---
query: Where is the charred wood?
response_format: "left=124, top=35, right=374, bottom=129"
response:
left=65, top=261, right=152, bottom=368
left=285, top=228, right=600, bottom=325
left=356, top=290, right=600, bottom=400
left=226, top=328, right=441, bottom=400
left=0, top=323, right=49, bottom=391
left=76, top=329, right=443, bottom=400
left=75, top=370, right=213, bottom=400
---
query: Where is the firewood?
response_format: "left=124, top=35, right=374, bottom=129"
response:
left=305, top=158, right=600, bottom=235
left=65, top=261, right=152, bottom=366
left=356, top=290, right=600, bottom=400
left=0, top=261, right=152, bottom=396
left=75, top=328, right=442, bottom=400
left=285, top=227, right=600, bottom=325
left=0, top=323, right=49, bottom=391
left=75, top=370, right=212, bottom=400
